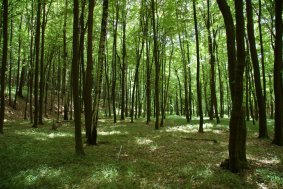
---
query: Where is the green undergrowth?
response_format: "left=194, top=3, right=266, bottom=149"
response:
left=0, top=116, right=283, bottom=188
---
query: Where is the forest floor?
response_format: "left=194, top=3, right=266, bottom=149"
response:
left=1, top=115, right=283, bottom=189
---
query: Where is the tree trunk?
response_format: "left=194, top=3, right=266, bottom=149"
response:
left=273, top=0, right=283, bottom=146
left=178, top=33, right=189, bottom=123
left=206, top=1, right=220, bottom=124
left=13, top=15, right=23, bottom=109
left=193, top=1, right=203, bottom=132
left=216, top=0, right=247, bottom=173
left=131, top=38, right=144, bottom=123
left=33, top=0, right=42, bottom=128
left=120, top=1, right=127, bottom=120
left=246, top=0, right=268, bottom=138
left=39, top=0, right=46, bottom=124
left=258, top=0, right=266, bottom=108
left=151, top=0, right=160, bottom=130
left=91, top=0, right=109, bottom=145
left=145, top=7, right=151, bottom=124
left=229, top=0, right=247, bottom=172
left=0, top=0, right=8, bottom=134
left=8, top=19, right=13, bottom=107
left=84, top=0, right=96, bottom=144
left=72, top=0, right=85, bottom=155
left=62, top=0, right=69, bottom=120
left=112, top=2, right=119, bottom=123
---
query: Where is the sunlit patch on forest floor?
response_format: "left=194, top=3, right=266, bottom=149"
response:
left=1, top=116, right=283, bottom=188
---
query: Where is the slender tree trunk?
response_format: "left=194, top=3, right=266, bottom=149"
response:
left=120, top=1, right=127, bottom=120
left=0, top=0, right=8, bottom=134
left=92, top=0, right=109, bottom=145
left=145, top=8, right=151, bottom=124
left=193, top=1, right=203, bottom=132
left=62, top=0, right=69, bottom=120
left=216, top=43, right=224, bottom=118
left=57, top=58, right=61, bottom=121
left=268, top=74, right=274, bottom=119
left=258, top=0, right=266, bottom=106
left=72, top=0, right=85, bottom=155
left=206, top=1, right=220, bottom=123
left=8, top=19, right=12, bottom=107
left=112, top=2, right=119, bottom=123
left=28, top=1, right=35, bottom=123
left=39, top=0, right=46, bottom=124
left=131, top=40, right=144, bottom=123
left=273, top=0, right=283, bottom=146
left=178, top=33, right=189, bottom=123
left=18, top=63, right=26, bottom=98
left=79, top=0, right=86, bottom=113
left=246, top=0, right=268, bottom=138
left=151, top=0, right=160, bottom=130
left=245, top=47, right=250, bottom=121
left=186, top=39, right=192, bottom=120
left=33, top=0, right=42, bottom=128
left=84, top=0, right=96, bottom=144
left=13, top=16, right=23, bottom=109
left=161, top=42, right=173, bottom=126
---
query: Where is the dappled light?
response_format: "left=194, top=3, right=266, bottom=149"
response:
left=135, top=137, right=153, bottom=145
left=1, top=118, right=283, bottom=188
left=11, top=166, right=61, bottom=187
left=14, top=130, right=72, bottom=141
left=98, top=130, right=128, bottom=136
left=0, top=0, right=282, bottom=187
left=89, top=166, right=119, bottom=183
left=164, top=122, right=228, bottom=134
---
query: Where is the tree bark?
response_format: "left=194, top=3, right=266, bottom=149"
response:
left=62, top=0, right=69, bottom=120
left=33, top=0, right=42, bottom=128
left=39, top=0, right=46, bottom=124
left=120, top=0, right=127, bottom=120
left=206, top=0, right=220, bottom=123
left=72, top=0, right=85, bottom=155
left=151, top=0, right=160, bottom=130
left=112, top=2, right=119, bottom=123
left=246, top=0, right=268, bottom=138
left=13, top=15, right=23, bottom=109
left=273, top=0, right=283, bottom=146
left=258, top=0, right=266, bottom=107
left=217, top=0, right=247, bottom=172
left=193, top=1, right=203, bottom=132
left=84, top=0, right=96, bottom=144
left=92, top=0, right=109, bottom=145
left=0, top=0, right=8, bottom=134
left=145, top=5, right=151, bottom=124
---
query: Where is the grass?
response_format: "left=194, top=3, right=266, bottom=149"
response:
left=1, top=116, right=283, bottom=188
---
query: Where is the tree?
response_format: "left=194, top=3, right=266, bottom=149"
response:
left=92, top=0, right=109, bottom=145
left=273, top=0, right=283, bottom=146
left=193, top=0, right=203, bottom=133
left=145, top=1, right=151, bottom=124
left=246, top=0, right=268, bottom=138
left=33, top=0, right=42, bottom=128
left=206, top=0, right=220, bottom=124
left=111, top=1, right=119, bottom=124
left=120, top=0, right=127, bottom=120
left=72, top=0, right=85, bottom=155
left=216, top=0, right=247, bottom=172
left=151, top=0, right=160, bottom=130
left=84, top=0, right=96, bottom=144
left=0, top=0, right=8, bottom=134
left=62, top=0, right=69, bottom=121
